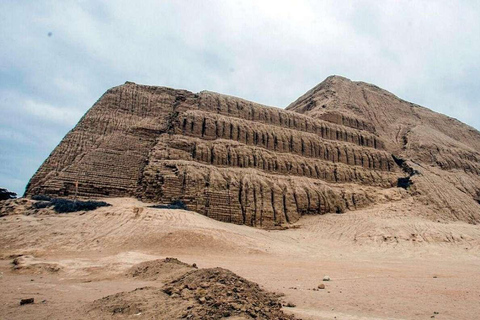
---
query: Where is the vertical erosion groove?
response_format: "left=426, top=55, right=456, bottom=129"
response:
left=283, top=192, right=290, bottom=223
left=271, top=189, right=277, bottom=223
left=238, top=180, right=246, bottom=224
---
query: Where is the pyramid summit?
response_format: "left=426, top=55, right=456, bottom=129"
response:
left=26, top=76, right=480, bottom=226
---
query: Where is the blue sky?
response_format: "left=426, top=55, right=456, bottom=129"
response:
left=1, top=1, right=480, bottom=196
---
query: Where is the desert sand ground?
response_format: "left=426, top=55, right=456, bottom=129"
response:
left=1, top=197, right=480, bottom=319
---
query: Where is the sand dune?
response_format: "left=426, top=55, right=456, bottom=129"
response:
left=1, top=198, right=479, bottom=319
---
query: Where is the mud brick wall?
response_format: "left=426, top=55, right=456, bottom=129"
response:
left=26, top=81, right=405, bottom=227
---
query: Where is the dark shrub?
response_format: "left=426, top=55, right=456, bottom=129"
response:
left=151, top=199, right=188, bottom=210
left=50, top=198, right=111, bottom=213
left=391, top=155, right=405, bottom=167
left=31, top=197, right=111, bottom=213
left=0, top=188, right=17, bottom=201
left=33, top=201, right=52, bottom=209
left=397, top=177, right=412, bottom=189
left=31, top=194, right=52, bottom=201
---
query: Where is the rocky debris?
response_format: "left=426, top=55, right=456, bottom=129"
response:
left=90, top=262, right=297, bottom=319
left=163, top=267, right=296, bottom=319
left=0, top=188, right=17, bottom=201
left=25, top=76, right=480, bottom=226
left=126, top=257, right=195, bottom=281
left=20, top=298, right=34, bottom=305
left=12, top=255, right=62, bottom=274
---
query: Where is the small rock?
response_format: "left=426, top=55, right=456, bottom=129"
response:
left=286, top=302, right=296, bottom=308
left=192, top=263, right=197, bottom=268
left=231, top=303, right=242, bottom=310
left=187, top=284, right=197, bottom=290
left=318, top=284, right=325, bottom=289
left=323, top=276, right=331, bottom=281
left=198, top=297, right=206, bottom=304
left=433, top=275, right=438, bottom=278
left=247, top=309, right=258, bottom=318
left=20, top=298, right=34, bottom=305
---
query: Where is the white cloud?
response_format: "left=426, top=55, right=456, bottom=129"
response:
left=22, top=99, right=83, bottom=126
left=0, top=0, right=479, bottom=194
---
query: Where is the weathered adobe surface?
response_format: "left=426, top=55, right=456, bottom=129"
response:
left=288, top=76, right=480, bottom=224
left=26, top=76, right=480, bottom=226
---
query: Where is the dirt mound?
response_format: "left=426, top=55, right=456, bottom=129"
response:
left=90, top=262, right=295, bottom=320
left=11, top=255, right=62, bottom=274
left=126, top=257, right=195, bottom=281
left=163, top=267, right=296, bottom=319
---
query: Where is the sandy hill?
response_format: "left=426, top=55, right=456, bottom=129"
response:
left=25, top=76, right=480, bottom=226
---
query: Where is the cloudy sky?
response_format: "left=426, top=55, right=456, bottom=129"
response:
left=1, top=1, right=480, bottom=195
